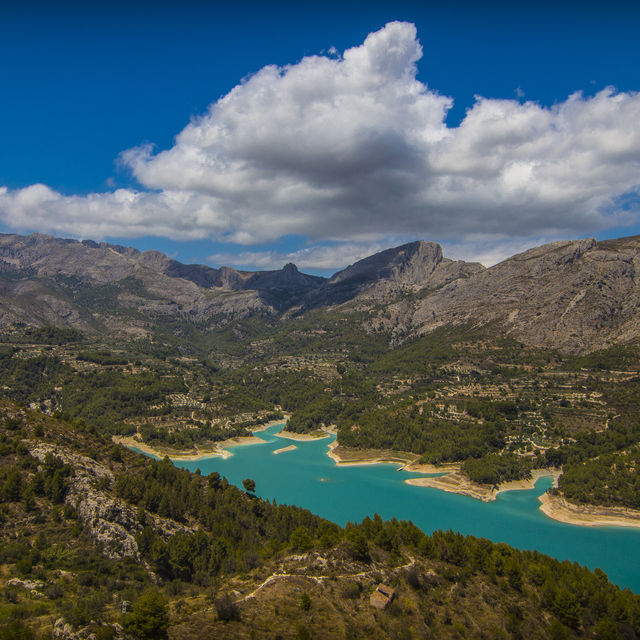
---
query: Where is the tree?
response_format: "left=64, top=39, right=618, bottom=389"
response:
left=549, top=619, right=568, bottom=640
left=215, top=594, right=240, bottom=621
left=242, top=478, right=256, bottom=494
left=346, top=529, right=370, bottom=561
left=0, top=621, right=34, bottom=640
left=406, top=566, right=421, bottom=590
left=505, top=557, right=523, bottom=591
left=595, top=618, right=621, bottom=640
left=290, top=525, right=313, bottom=551
left=125, top=589, right=169, bottom=640
left=2, top=468, right=22, bottom=501
left=22, top=486, right=36, bottom=512
left=553, top=587, right=581, bottom=630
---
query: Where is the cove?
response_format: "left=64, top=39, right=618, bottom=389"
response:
left=154, top=423, right=640, bottom=593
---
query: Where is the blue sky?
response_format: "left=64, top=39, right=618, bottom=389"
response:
left=1, top=0, right=639, bottom=275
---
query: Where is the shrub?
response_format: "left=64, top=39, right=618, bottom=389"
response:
left=125, top=589, right=169, bottom=640
left=214, top=594, right=240, bottom=622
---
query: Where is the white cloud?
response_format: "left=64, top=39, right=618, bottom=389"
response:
left=442, top=235, right=564, bottom=267
left=0, top=184, right=235, bottom=241
left=208, top=242, right=390, bottom=272
left=1, top=21, right=640, bottom=264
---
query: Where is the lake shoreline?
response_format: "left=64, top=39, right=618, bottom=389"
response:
left=276, top=429, right=332, bottom=442
left=326, top=444, right=566, bottom=505
left=122, top=424, right=640, bottom=529
left=326, top=441, right=419, bottom=467
left=404, top=468, right=562, bottom=502
left=113, top=418, right=286, bottom=461
left=538, top=492, right=640, bottom=529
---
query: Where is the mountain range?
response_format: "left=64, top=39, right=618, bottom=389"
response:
left=2, top=231, right=640, bottom=352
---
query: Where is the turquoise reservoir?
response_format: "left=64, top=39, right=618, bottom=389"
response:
left=153, top=423, right=640, bottom=592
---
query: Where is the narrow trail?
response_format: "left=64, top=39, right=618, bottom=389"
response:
left=184, top=555, right=417, bottom=619
left=240, top=556, right=416, bottom=602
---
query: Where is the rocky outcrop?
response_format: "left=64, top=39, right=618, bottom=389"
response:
left=366, top=236, right=640, bottom=352
left=6, top=578, right=45, bottom=598
left=4, top=231, right=640, bottom=353
left=52, top=618, right=123, bottom=640
left=301, top=240, right=483, bottom=308
left=27, top=443, right=193, bottom=560
left=330, top=241, right=455, bottom=287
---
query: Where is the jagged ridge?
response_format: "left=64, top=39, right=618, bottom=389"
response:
left=3, top=231, right=640, bottom=352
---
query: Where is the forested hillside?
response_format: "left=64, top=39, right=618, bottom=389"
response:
left=1, top=401, right=639, bottom=639
left=2, top=319, right=640, bottom=508
left=4, top=233, right=640, bottom=637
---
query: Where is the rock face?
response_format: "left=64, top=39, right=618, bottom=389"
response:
left=52, top=618, right=122, bottom=640
left=4, top=231, right=640, bottom=353
left=0, top=233, right=325, bottom=332
left=330, top=241, right=468, bottom=287
left=373, top=236, right=640, bottom=352
left=301, top=240, right=484, bottom=308
left=27, top=443, right=192, bottom=560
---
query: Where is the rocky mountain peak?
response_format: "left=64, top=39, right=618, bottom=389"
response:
left=215, top=265, right=246, bottom=290
left=244, top=262, right=324, bottom=300
left=329, top=240, right=445, bottom=287
left=295, top=240, right=483, bottom=310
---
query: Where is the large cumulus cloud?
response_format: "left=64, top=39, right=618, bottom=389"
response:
left=1, top=21, right=639, bottom=267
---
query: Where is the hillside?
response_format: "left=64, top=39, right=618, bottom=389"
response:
left=1, top=401, right=639, bottom=639
left=4, top=232, right=640, bottom=353
left=0, top=233, right=325, bottom=335
left=372, top=237, right=640, bottom=352
left=3, top=233, right=640, bottom=517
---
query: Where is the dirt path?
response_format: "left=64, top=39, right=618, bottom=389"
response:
left=239, top=556, right=416, bottom=602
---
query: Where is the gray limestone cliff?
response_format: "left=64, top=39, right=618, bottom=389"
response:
left=370, top=237, right=640, bottom=352
left=4, top=231, right=640, bottom=353
left=27, top=443, right=192, bottom=560
left=300, top=240, right=484, bottom=309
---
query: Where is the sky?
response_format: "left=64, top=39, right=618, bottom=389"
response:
left=1, top=0, right=639, bottom=275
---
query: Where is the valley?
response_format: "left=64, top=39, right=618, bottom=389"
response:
left=3, top=232, right=640, bottom=638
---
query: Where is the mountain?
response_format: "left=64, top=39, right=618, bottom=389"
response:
left=371, top=236, right=640, bottom=352
left=3, top=231, right=640, bottom=353
left=0, top=233, right=325, bottom=335
left=0, top=233, right=481, bottom=337
left=299, top=240, right=484, bottom=309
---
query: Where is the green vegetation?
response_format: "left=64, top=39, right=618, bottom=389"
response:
left=125, top=589, right=169, bottom=639
left=5, top=326, right=84, bottom=345
left=1, top=401, right=640, bottom=638
left=2, top=318, right=640, bottom=495
left=462, top=453, right=532, bottom=485
left=558, top=446, right=640, bottom=509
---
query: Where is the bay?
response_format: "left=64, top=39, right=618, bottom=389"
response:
left=153, top=422, right=640, bottom=593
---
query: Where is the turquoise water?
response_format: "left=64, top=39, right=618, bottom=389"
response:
left=144, top=423, right=640, bottom=592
